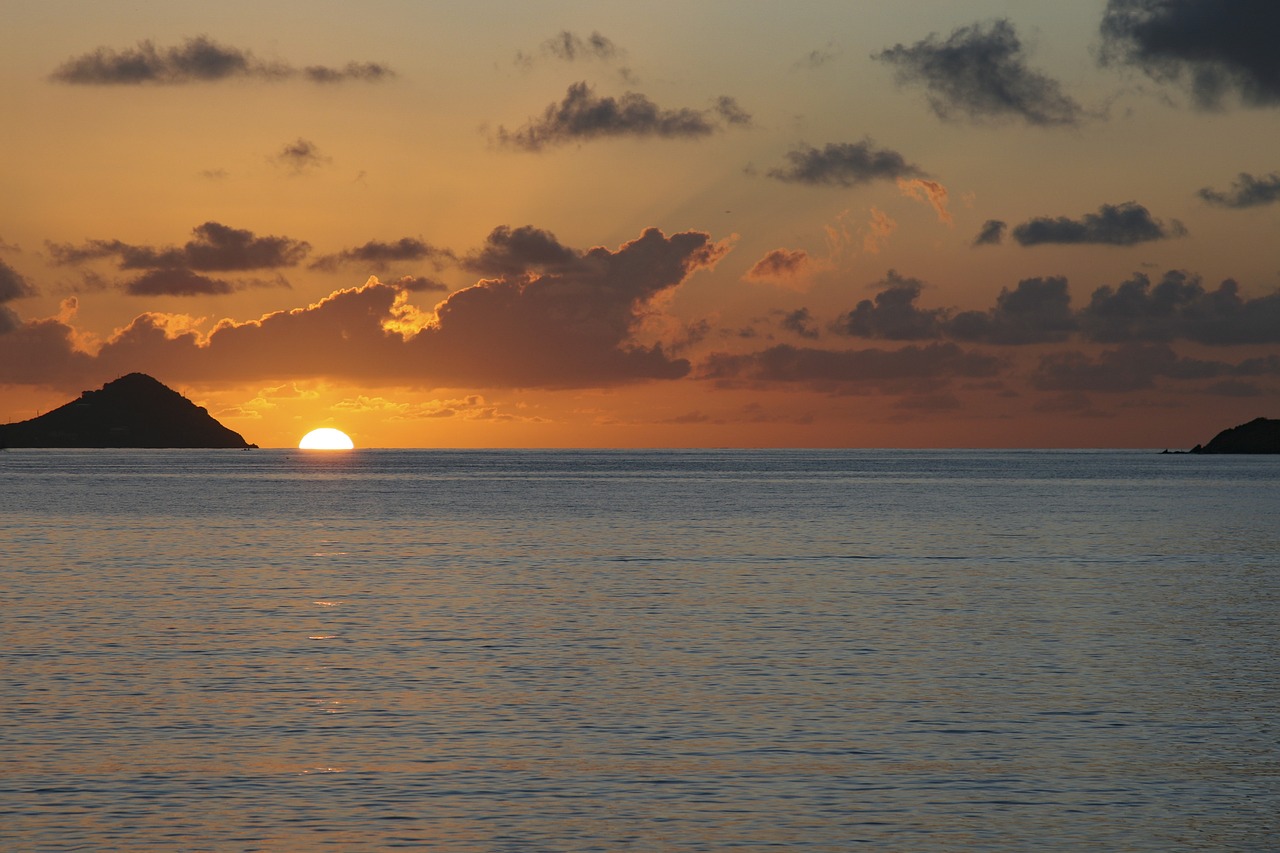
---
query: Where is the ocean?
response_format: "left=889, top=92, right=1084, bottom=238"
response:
left=2, top=449, right=1277, bottom=850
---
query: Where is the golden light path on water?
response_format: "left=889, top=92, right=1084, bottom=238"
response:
left=298, top=428, right=355, bottom=450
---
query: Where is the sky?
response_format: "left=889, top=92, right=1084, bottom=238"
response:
left=2, top=0, right=1278, bottom=448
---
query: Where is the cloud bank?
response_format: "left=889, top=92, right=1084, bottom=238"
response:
left=3, top=227, right=728, bottom=389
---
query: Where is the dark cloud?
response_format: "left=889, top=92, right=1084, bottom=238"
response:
left=1198, top=171, right=1280, bottom=208
left=461, top=225, right=582, bottom=276
left=2, top=226, right=727, bottom=390
left=780, top=308, right=819, bottom=339
left=123, top=269, right=233, bottom=297
left=515, top=31, right=622, bottom=68
left=46, top=222, right=308, bottom=297
left=825, top=266, right=1277, bottom=349
left=272, top=138, right=330, bottom=174
left=0, top=260, right=35, bottom=334
left=49, top=35, right=393, bottom=85
left=49, top=222, right=310, bottom=272
left=874, top=19, right=1084, bottom=126
left=496, top=82, right=744, bottom=150
left=386, top=275, right=448, bottom=293
left=1080, top=270, right=1280, bottom=344
left=1033, top=343, right=1280, bottom=392
left=1011, top=202, right=1186, bottom=246
left=544, top=31, right=620, bottom=62
left=795, top=44, right=840, bottom=70
left=973, top=219, right=1007, bottom=246
left=426, top=227, right=728, bottom=386
left=310, top=238, right=454, bottom=272
left=766, top=140, right=925, bottom=187
left=713, top=96, right=753, bottom=127
left=303, top=62, right=395, bottom=83
left=702, top=342, right=1001, bottom=387
left=832, top=270, right=947, bottom=340
left=947, top=276, right=1076, bottom=344
left=0, top=259, right=36, bottom=303
left=1100, top=0, right=1280, bottom=109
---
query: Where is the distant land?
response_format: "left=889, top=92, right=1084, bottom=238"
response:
left=0, top=373, right=256, bottom=449
left=1172, top=417, right=1280, bottom=454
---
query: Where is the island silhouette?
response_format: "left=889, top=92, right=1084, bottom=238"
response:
left=0, top=373, right=256, bottom=449
left=1185, top=417, right=1280, bottom=454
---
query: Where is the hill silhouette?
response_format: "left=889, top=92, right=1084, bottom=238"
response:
left=0, top=373, right=255, bottom=448
left=1187, top=417, right=1280, bottom=454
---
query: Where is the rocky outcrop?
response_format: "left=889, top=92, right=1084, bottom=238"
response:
left=1187, top=417, right=1280, bottom=454
left=0, top=373, right=256, bottom=448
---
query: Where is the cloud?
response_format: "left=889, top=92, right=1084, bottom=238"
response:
left=49, top=222, right=310, bottom=272
left=822, top=266, right=1277, bottom=349
left=833, top=270, right=947, bottom=340
left=1198, top=171, right=1280, bottom=208
left=303, top=62, right=394, bottom=84
left=947, top=276, right=1077, bottom=344
left=496, top=82, right=746, bottom=150
left=745, top=248, right=812, bottom=285
left=766, top=140, right=925, bottom=187
left=0, top=259, right=36, bottom=303
left=272, top=138, right=330, bottom=174
left=310, top=238, right=454, bottom=272
left=0, top=260, right=36, bottom=334
left=516, top=31, right=622, bottom=69
left=874, top=19, right=1084, bottom=126
left=701, top=342, right=1001, bottom=388
left=460, top=225, right=581, bottom=276
left=795, top=44, right=840, bottom=70
left=862, top=208, right=897, bottom=254
left=427, top=227, right=729, bottom=385
left=1011, top=202, right=1186, bottom=246
left=544, top=31, right=620, bottom=62
left=49, top=35, right=393, bottom=85
left=713, top=96, right=753, bottom=127
left=46, top=222, right=309, bottom=297
left=2, top=226, right=728, bottom=390
left=1032, top=343, right=1280, bottom=392
left=383, top=275, right=448, bottom=293
left=897, top=178, right=952, bottom=224
left=1100, top=0, right=1280, bottom=109
left=123, top=269, right=234, bottom=297
left=1079, top=270, right=1280, bottom=344
left=973, top=219, right=1007, bottom=246
left=779, top=308, right=819, bottom=339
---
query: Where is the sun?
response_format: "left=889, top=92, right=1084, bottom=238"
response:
left=299, top=427, right=355, bottom=450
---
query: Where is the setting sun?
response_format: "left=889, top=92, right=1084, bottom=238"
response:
left=299, top=427, right=354, bottom=450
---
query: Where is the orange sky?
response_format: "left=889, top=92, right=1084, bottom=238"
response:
left=2, top=1, right=1277, bottom=447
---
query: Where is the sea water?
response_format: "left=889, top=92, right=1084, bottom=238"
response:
left=2, top=449, right=1277, bottom=851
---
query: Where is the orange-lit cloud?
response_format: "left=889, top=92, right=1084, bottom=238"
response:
left=744, top=248, right=813, bottom=288
left=897, top=178, right=953, bottom=225
left=862, top=208, right=897, bottom=254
